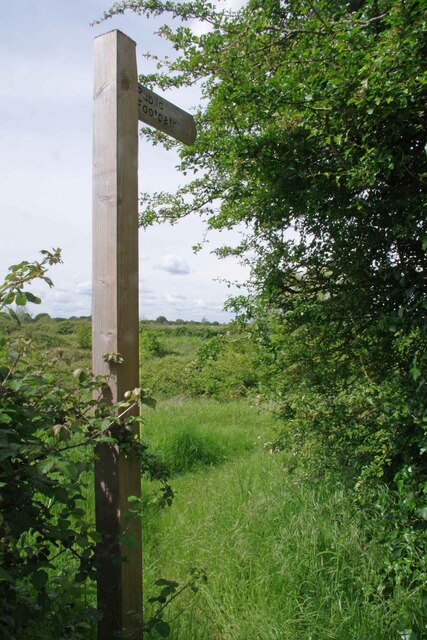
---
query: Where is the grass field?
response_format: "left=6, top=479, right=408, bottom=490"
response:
left=140, top=398, right=418, bottom=640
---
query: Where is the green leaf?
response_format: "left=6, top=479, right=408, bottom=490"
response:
left=24, top=291, right=42, bottom=304
left=0, top=567, right=13, bottom=583
left=31, top=570, right=48, bottom=589
left=410, top=363, right=422, bottom=381
left=2, top=292, right=15, bottom=305
left=141, top=395, right=156, bottom=409
left=155, top=620, right=171, bottom=637
left=8, top=307, right=20, bottom=323
left=155, top=579, right=179, bottom=588
left=15, top=292, right=27, bottom=306
left=0, top=411, right=12, bottom=424
left=415, top=506, right=427, bottom=521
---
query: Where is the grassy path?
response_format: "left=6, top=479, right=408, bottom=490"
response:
left=141, top=399, right=412, bottom=639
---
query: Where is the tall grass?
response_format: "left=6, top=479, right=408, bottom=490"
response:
left=141, top=398, right=270, bottom=474
left=142, top=399, right=421, bottom=639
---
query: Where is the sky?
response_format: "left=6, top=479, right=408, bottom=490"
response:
left=0, top=0, right=248, bottom=322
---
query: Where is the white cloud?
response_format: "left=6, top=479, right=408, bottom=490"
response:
left=139, top=283, right=157, bottom=299
left=155, top=255, right=190, bottom=275
left=193, top=297, right=222, bottom=312
left=164, top=292, right=186, bottom=304
left=76, top=282, right=92, bottom=296
left=29, top=281, right=91, bottom=318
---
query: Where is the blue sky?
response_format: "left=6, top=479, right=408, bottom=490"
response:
left=0, top=0, right=247, bottom=321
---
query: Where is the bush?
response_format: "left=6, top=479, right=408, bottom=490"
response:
left=0, top=252, right=171, bottom=639
left=254, top=306, right=427, bottom=607
left=76, top=321, right=91, bottom=350
left=141, top=354, right=189, bottom=396
left=56, top=320, right=76, bottom=335
left=140, top=328, right=167, bottom=358
left=185, top=332, right=259, bottom=399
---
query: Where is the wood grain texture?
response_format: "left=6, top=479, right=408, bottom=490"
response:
left=92, top=29, right=142, bottom=640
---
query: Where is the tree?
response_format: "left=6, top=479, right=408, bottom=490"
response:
left=100, top=0, right=425, bottom=323
left=101, top=0, right=426, bottom=419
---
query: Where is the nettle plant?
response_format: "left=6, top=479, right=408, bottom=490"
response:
left=0, top=251, right=179, bottom=639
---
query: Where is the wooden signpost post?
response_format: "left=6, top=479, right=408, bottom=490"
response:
left=92, top=30, right=195, bottom=640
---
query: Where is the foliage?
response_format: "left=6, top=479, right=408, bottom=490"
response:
left=185, top=330, right=258, bottom=398
left=139, top=321, right=260, bottom=398
left=140, top=320, right=224, bottom=339
left=0, top=249, right=60, bottom=323
left=0, top=253, right=171, bottom=639
left=140, top=327, right=168, bottom=358
left=144, top=568, right=207, bottom=638
left=2, top=313, right=255, bottom=401
left=76, top=321, right=91, bottom=350
left=253, top=305, right=427, bottom=604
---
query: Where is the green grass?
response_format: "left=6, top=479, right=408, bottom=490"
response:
left=141, top=398, right=270, bottom=474
left=141, top=398, right=422, bottom=640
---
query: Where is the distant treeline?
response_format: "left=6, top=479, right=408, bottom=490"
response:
left=15, top=312, right=223, bottom=327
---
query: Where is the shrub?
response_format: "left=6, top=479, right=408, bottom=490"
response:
left=76, top=321, right=91, bottom=350
left=0, top=252, right=171, bottom=639
left=185, top=332, right=259, bottom=399
left=141, top=354, right=189, bottom=396
left=254, top=306, right=427, bottom=605
left=56, top=320, right=76, bottom=335
left=140, top=328, right=167, bottom=358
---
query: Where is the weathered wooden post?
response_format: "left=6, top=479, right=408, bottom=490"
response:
left=92, top=28, right=196, bottom=640
left=92, top=30, right=141, bottom=639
